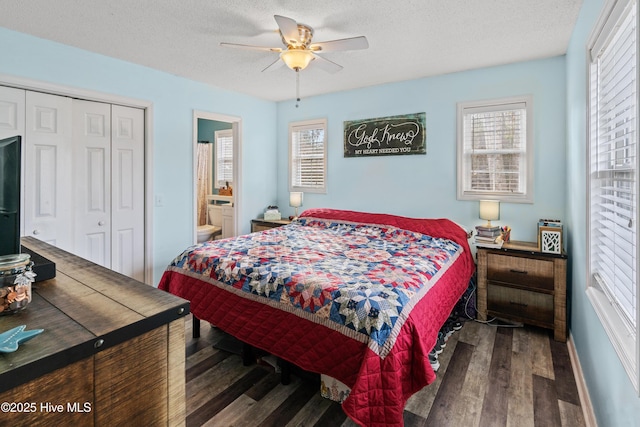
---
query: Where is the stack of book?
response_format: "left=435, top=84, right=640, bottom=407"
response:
left=475, top=225, right=503, bottom=248
left=538, top=218, right=562, bottom=230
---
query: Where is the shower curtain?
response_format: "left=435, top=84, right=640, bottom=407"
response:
left=196, top=143, right=211, bottom=226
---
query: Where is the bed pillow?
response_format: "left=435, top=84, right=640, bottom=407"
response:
left=299, top=208, right=472, bottom=249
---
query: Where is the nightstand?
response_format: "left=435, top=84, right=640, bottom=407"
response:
left=251, top=218, right=292, bottom=232
left=476, top=240, right=567, bottom=341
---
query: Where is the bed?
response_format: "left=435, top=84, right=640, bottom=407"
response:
left=159, top=208, right=475, bottom=427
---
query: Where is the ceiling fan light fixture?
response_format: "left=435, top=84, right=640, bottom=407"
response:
left=280, top=49, right=314, bottom=71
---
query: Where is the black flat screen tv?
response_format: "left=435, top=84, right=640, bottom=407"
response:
left=0, top=135, right=21, bottom=256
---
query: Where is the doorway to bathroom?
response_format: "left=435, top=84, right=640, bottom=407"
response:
left=192, top=110, right=241, bottom=244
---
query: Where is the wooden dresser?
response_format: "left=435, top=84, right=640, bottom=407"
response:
left=476, top=240, right=567, bottom=341
left=251, top=218, right=292, bottom=232
left=0, top=237, right=189, bottom=426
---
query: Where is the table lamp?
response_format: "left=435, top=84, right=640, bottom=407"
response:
left=290, top=192, right=303, bottom=219
left=479, top=200, right=500, bottom=227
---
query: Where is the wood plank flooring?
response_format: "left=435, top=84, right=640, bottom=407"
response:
left=184, top=316, right=585, bottom=427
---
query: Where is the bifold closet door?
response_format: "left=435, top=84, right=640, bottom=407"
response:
left=110, top=105, right=144, bottom=282
left=24, top=91, right=73, bottom=251
left=0, top=86, right=25, bottom=139
left=0, top=87, right=144, bottom=281
left=72, top=101, right=144, bottom=280
left=72, top=99, right=111, bottom=267
left=0, top=86, right=26, bottom=236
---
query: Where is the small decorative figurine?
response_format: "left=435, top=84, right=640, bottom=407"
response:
left=0, top=325, right=44, bottom=353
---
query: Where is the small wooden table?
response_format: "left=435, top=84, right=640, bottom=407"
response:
left=251, top=218, right=292, bottom=232
left=0, top=237, right=190, bottom=425
left=476, top=240, right=567, bottom=341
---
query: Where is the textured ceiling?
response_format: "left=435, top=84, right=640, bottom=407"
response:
left=0, top=0, right=583, bottom=101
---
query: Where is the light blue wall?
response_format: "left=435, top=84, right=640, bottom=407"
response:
left=0, top=27, right=278, bottom=285
left=566, top=0, right=640, bottom=425
left=276, top=57, right=567, bottom=242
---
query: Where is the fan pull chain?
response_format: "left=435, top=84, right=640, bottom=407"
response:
left=295, top=69, right=300, bottom=108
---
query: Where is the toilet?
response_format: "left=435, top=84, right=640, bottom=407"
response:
left=197, top=224, right=220, bottom=243
left=196, top=204, right=224, bottom=243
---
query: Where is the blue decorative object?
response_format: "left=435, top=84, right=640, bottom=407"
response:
left=0, top=325, right=44, bottom=353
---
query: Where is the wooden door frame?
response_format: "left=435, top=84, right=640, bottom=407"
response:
left=0, top=74, right=155, bottom=285
left=192, top=110, right=242, bottom=243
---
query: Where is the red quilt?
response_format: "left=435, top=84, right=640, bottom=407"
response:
left=159, top=208, right=475, bottom=426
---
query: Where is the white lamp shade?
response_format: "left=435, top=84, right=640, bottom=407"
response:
left=280, top=50, right=314, bottom=71
left=289, top=192, right=303, bottom=208
left=479, top=200, right=500, bottom=222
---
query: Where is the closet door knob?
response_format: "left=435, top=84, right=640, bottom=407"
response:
left=98, top=221, right=105, bottom=226
left=33, top=229, right=40, bottom=235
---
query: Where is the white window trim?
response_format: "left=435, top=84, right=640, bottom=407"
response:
left=456, top=95, right=534, bottom=203
left=586, top=0, right=639, bottom=393
left=289, top=118, right=328, bottom=194
left=214, top=129, right=233, bottom=189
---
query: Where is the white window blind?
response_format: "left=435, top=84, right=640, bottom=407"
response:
left=289, top=119, right=327, bottom=193
left=589, top=0, right=637, bottom=333
left=214, top=129, right=233, bottom=188
left=457, top=97, right=533, bottom=202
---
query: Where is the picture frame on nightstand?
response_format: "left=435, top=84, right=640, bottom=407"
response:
left=537, top=219, right=563, bottom=254
left=539, top=226, right=563, bottom=254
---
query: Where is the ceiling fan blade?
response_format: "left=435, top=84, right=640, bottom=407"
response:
left=261, top=57, right=284, bottom=72
left=310, top=36, right=369, bottom=53
left=274, top=15, right=300, bottom=44
left=310, top=53, right=343, bottom=74
left=220, top=42, right=282, bottom=53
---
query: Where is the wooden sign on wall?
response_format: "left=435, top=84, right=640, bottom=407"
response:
left=343, top=112, right=426, bottom=158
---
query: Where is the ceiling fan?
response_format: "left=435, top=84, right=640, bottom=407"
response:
left=220, top=15, right=369, bottom=74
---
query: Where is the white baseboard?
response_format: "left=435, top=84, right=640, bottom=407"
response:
left=567, top=333, right=598, bottom=427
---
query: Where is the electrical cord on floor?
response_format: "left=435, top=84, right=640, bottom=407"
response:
left=463, top=278, right=477, bottom=320
left=480, top=319, right=524, bottom=328
left=463, top=276, right=523, bottom=328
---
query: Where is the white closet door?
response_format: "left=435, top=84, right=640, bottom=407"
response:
left=24, top=91, right=73, bottom=250
left=0, top=86, right=26, bottom=237
left=0, top=86, right=25, bottom=139
left=111, top=105, right=144, bottom=281
left=72, top=99, right=111, bottom=267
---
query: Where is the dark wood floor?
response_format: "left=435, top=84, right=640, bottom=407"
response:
left=184, top=315, right=585, bottom=427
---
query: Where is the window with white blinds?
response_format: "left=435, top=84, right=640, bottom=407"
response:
left=587, top=0, right=638, bottom=390
left=214, top=129, right=233, bottom=188
left=289, top=119, right=327, bottom=193
left=457, top=96, right=533, bottom=202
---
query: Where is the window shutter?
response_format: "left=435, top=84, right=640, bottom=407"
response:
left=589, top=0, right=637, bottom=331
left=215, top=130, right=233, bottom=187
left=290, top=120, right=327, bottom=192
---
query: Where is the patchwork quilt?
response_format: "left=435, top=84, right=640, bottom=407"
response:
left=159, top=208, right=475, bottom=427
